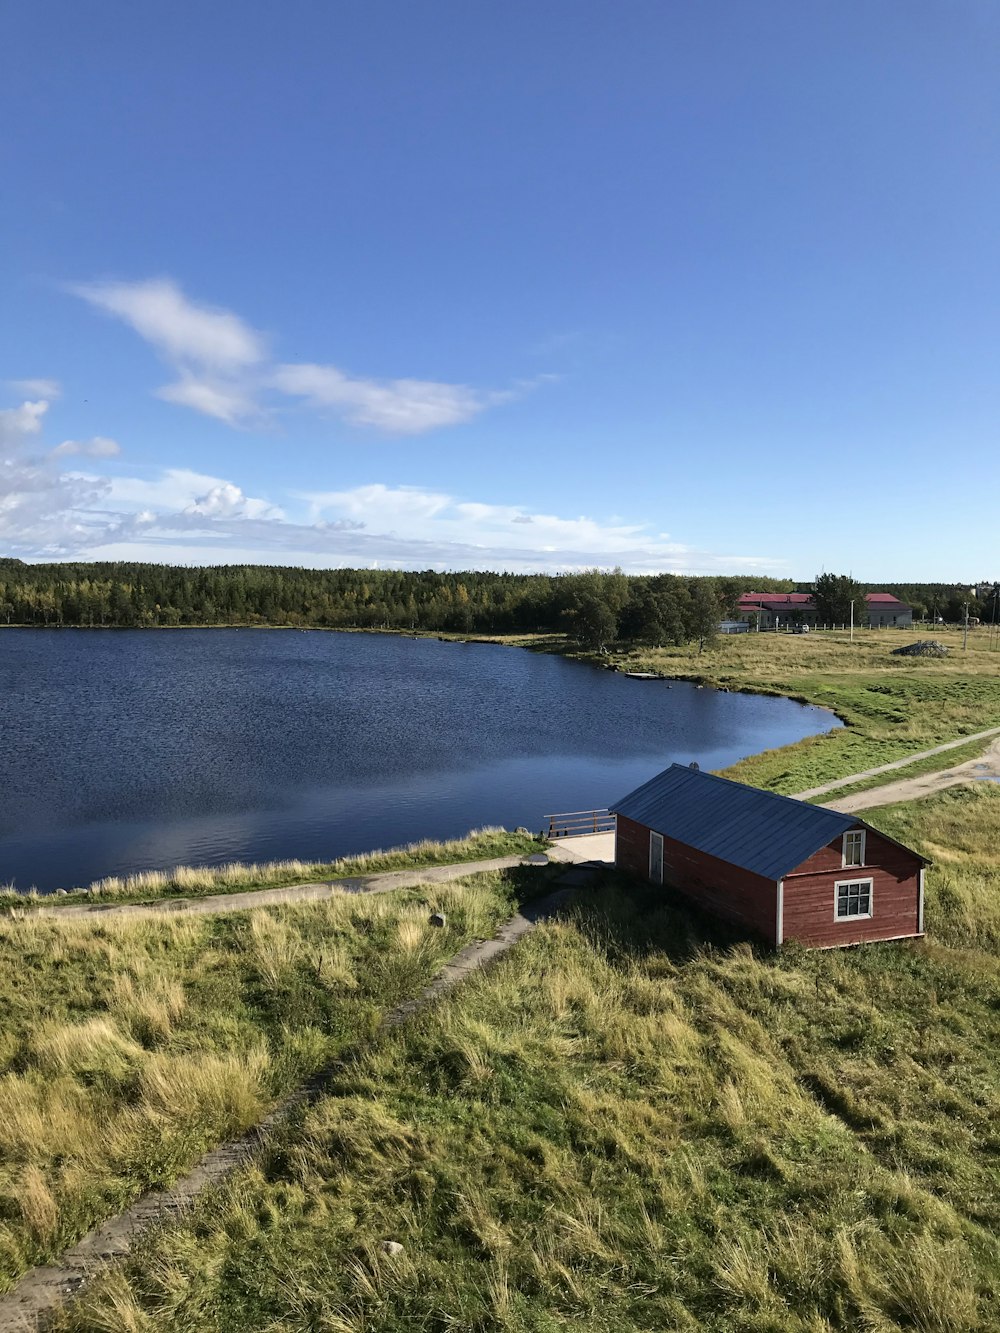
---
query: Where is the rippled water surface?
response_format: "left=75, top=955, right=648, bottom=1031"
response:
left=0, top=630, right=840, bottom=891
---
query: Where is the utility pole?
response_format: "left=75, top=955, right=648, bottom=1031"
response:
left=850, top=600, right=854, bottom=642
left=963, top=602, right=970, bottom=652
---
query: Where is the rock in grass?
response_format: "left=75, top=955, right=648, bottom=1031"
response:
left=429, top=912, right=447, bottom=928
left=380, top=1240, right=404, bottom=1256
left=892, top=640, right=949, bottom=658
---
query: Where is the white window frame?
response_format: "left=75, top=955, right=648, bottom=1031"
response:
left=841, top=829, right=866, bottom=869
left=649, top=831, right=664, bottom=885
left=834, top=877, right=873, bottom=921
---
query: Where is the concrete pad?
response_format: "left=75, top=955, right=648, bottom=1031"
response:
left=547, top=832, right=615, bottom=865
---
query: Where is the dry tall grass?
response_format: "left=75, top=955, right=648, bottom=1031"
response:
left=1, top=826, right=538, bottom=906
left=58, top=819, right=1000, bottom=1331
left=0, top=868, right=523, bottom=1293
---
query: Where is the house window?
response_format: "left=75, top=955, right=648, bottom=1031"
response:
left=835, top=879, right=873, bottom=919
left=842, top=830, right=865, bottom=868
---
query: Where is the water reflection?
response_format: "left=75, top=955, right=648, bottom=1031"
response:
left=0, top=630, right=839, bottom=891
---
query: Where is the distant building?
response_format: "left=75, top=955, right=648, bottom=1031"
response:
left=736, top=591, right=912, bottom=628
left=736, top=593, right=817, bottom=627
left=612, top=764, right=928, bottom=948
left=865, top=594, right=913, bottom=628
left=718, top=620, right=750, bottom=634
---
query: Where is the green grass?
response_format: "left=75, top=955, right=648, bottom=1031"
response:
left=0, top=827, right=544, bottom=910
left=58, top=785, right=1000, bottom=1332
left=0, top=868, right=541, bottom=1292
left=803, top=734, right=996, bottom=804
left=597, top=626, right=1000, bottom=793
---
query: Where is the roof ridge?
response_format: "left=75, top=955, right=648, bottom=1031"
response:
left=662, top=763, right=828, bottom=812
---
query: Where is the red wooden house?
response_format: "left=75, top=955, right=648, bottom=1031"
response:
left=612, top=765, right=927, bottom=948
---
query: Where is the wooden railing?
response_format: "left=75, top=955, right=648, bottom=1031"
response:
left=545, top=809, right=616, bottom=839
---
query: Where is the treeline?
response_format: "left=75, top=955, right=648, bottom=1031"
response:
left=871, top=584, right=999, bottom=624
left=0, top=559, right=991, bottom=646
left=0, top=560, right=795, bottom=649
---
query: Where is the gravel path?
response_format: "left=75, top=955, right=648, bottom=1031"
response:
left=820, top=736, right=1000, bottom=814
left=793, top=725, right=1000, bottom=802
left=0, top=863, right=597, bottom=1331
left=27, top=850, right=587, bottom=922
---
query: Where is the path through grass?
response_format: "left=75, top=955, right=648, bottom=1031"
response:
left=0, top=868, right=535, bottom=1292
left=0, top=827, right=542, bottom=909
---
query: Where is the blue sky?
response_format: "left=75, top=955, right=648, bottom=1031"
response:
left=2, top=2, right=998, bottom=578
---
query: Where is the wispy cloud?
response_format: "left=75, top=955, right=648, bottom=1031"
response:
left=6, top=378, right=62, bottom=400
left=70, top=278, right=265, bottom=370
left=270, top=363, right=496, bottom=434
left=52, top=436, right=121, bottom=458
left=155, top=374, right=265, bottom=427
left=68, top=276, right=538, bottom=436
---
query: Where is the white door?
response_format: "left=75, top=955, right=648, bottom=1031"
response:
left=649, top=831, right=664, bottom=884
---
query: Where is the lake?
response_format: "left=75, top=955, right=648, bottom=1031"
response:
left=0, top=630, right=840, bottom=892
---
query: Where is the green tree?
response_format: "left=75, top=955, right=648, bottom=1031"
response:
left=814, top=574, right=868, bottom=628
left=689, top=580, right=723, bottom=653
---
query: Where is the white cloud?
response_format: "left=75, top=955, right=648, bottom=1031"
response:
left=303, top=482, right=452, bottom=523
left=286, top=483, right=781, bottom=574
left=184, top=482, right=284, bottom=521
left=18, top=456, right=780, bottom=573
left=271, top=363, right=494, bottom=434
left=104, top=468, right=257, bottom=512
left=0, top=374, right=781, bottom=572
left=0, top=393, right=121, bottom=557
left=6, top=378, right=61, bottom=399
left=0, top=399, right=48, bottom=446
left=52, top=436, right=121, bottom=458
left=68, top=276, right=535, bottom=435
left=70, top=277, right=265, bottom=370
left=156, top=375, right=263, bottom=427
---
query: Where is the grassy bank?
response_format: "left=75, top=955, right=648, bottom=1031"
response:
left=0, top=827, right=544, bottom=910
left=60, top=784, right=1000, bottom=1332
left=599, top=626, right=1000, bottom=793
left=0, top=869, right=534, bottom=1292
left=802, top=733, right=996, bottom=804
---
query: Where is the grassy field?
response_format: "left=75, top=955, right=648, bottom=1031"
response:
left=598, top=626, right=1000, bottom=793
left=0, top=827, right=543, bottom=909
left=0, top=868, right=538, bottom=1292
left=56, top=783, right=1000, bottom=1333
left=801, top=733, right=996, bottom=804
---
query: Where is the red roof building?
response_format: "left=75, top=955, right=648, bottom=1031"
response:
left=736, top=592, right=912, bottom=629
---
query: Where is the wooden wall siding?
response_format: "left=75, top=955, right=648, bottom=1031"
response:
left=781, top=864, right=921, bottom=948
left=615, top=815, right=777, bottom=944
left=615, top=814, right=653, bottom=881
left=616, top=814, right=924, bottom=950
left=793, top=828, right=919, bottom=879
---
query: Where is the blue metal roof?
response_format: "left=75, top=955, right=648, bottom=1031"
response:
left=611, top=764, right=858, bottom=881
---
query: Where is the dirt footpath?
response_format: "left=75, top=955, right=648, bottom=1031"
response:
left=26, top=845, right=589, bottom=923
left=822, top=736, right=1000, bottom=814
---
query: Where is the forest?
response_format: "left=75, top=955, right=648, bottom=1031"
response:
left=0, top=559, right=991, bottom=648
